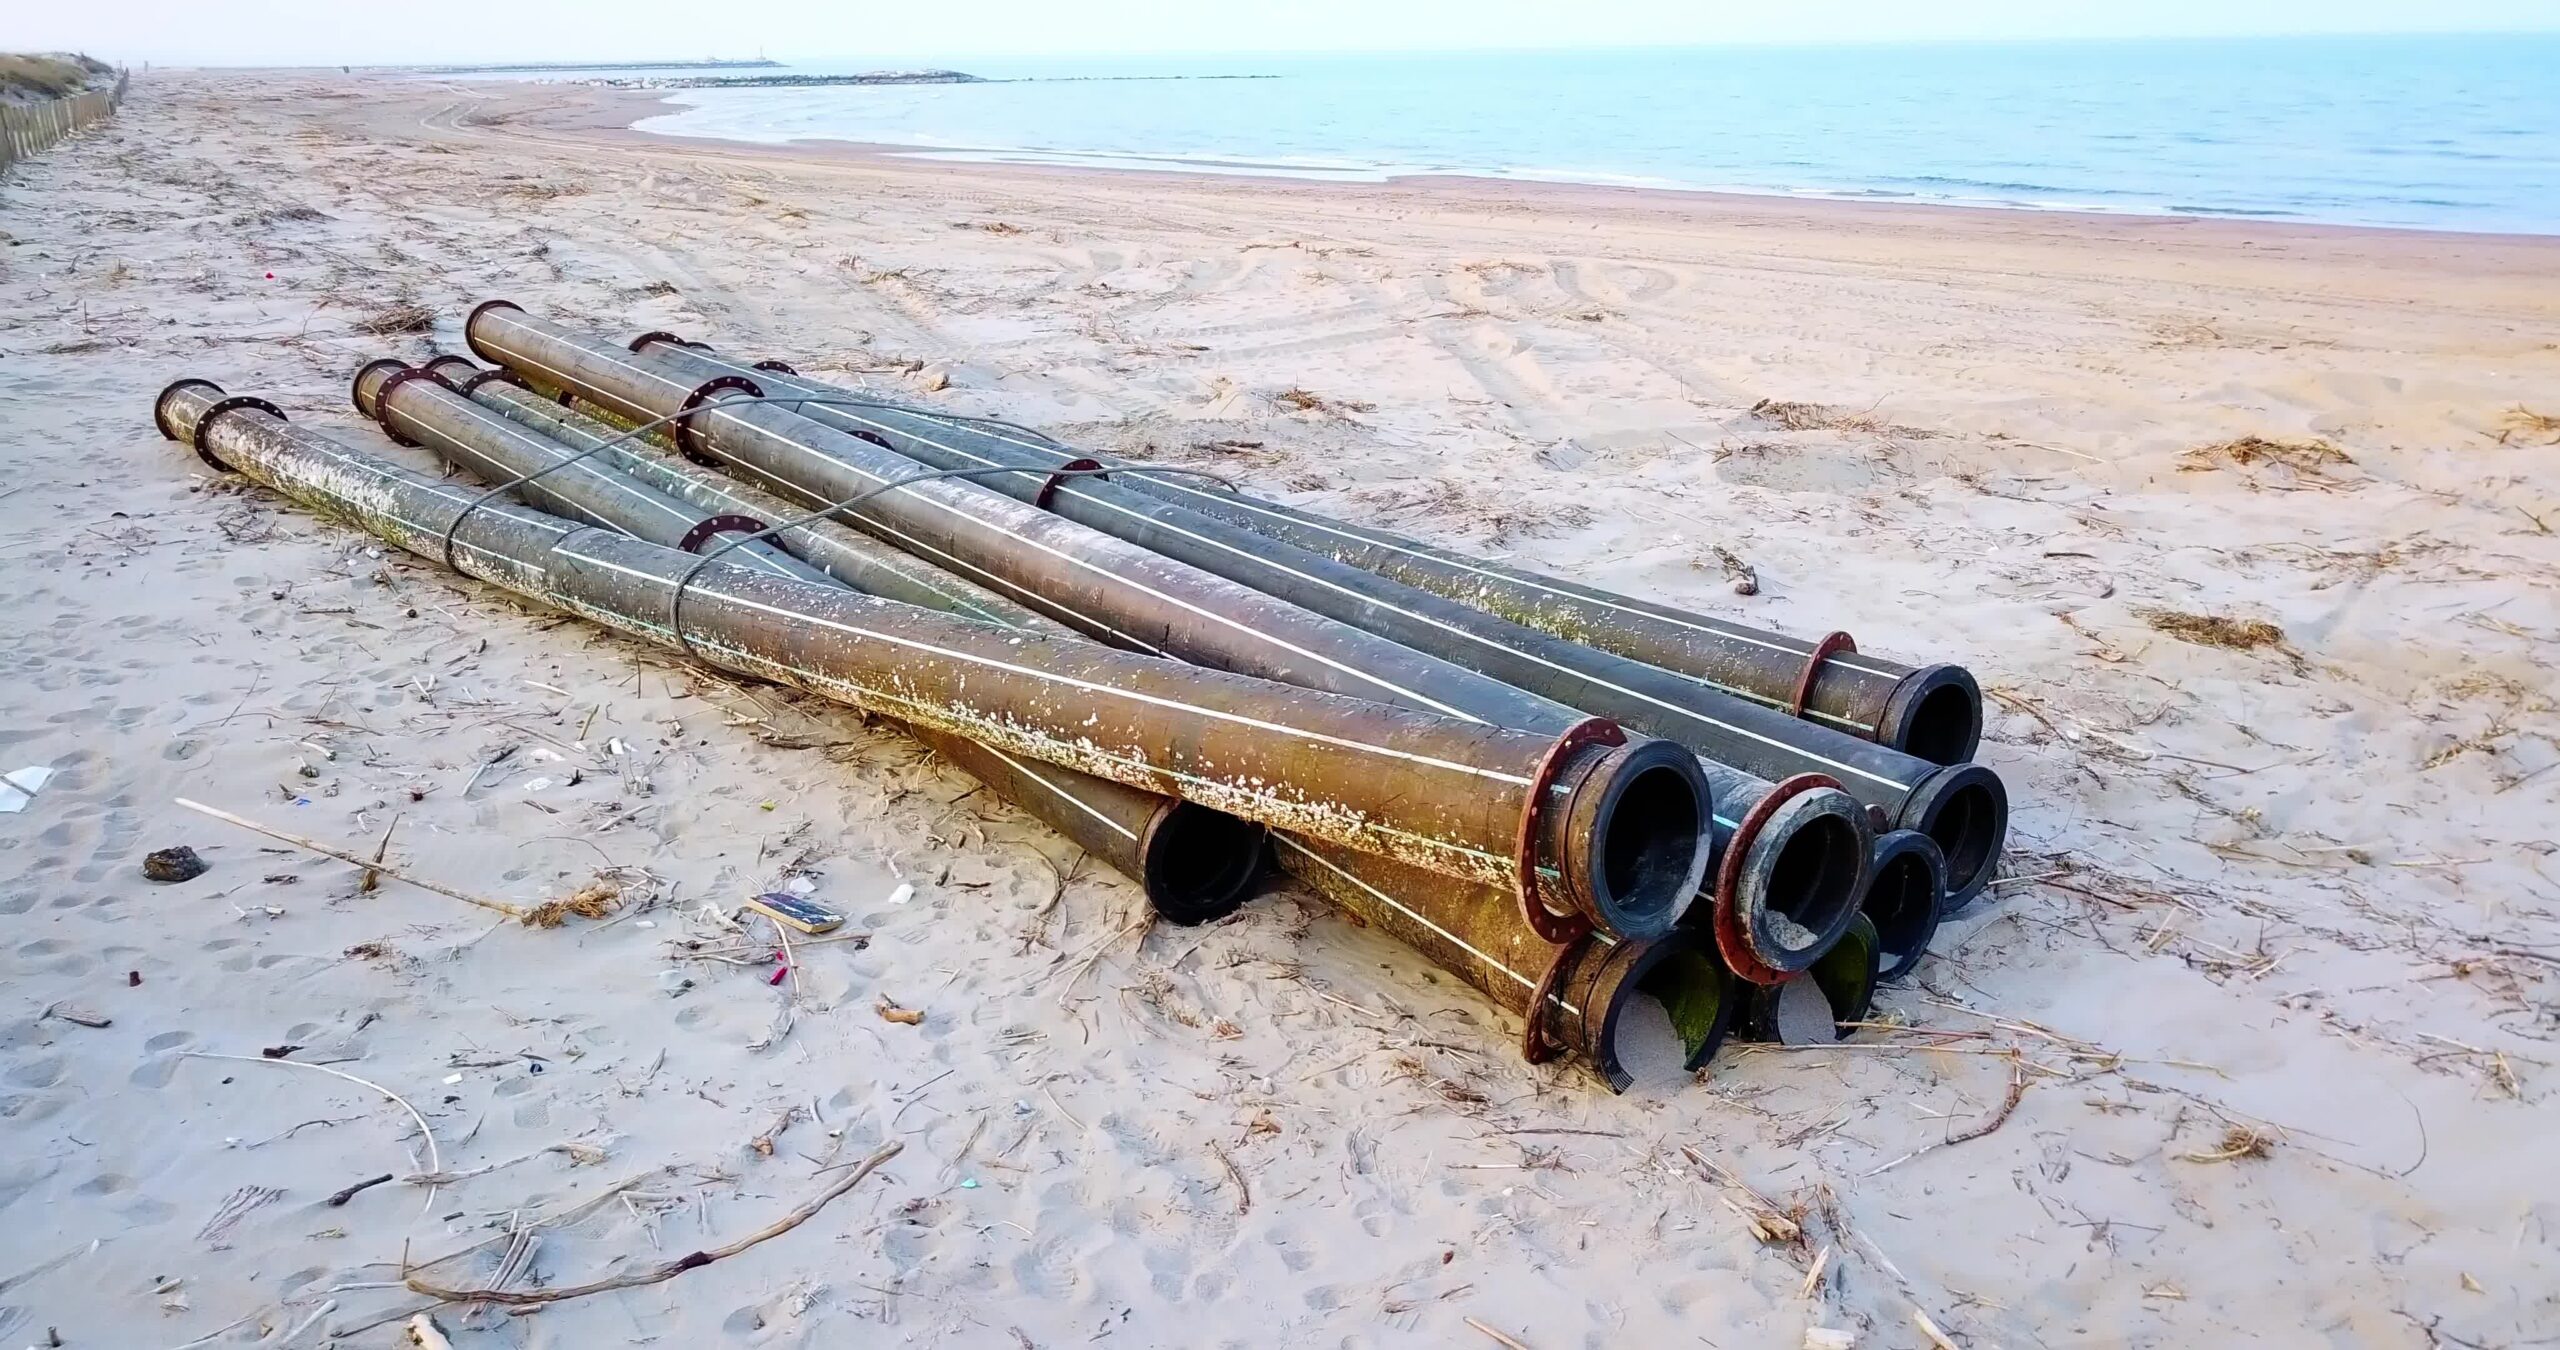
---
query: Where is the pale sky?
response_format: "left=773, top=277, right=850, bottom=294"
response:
left=11, top=0, right=2555, bottom=68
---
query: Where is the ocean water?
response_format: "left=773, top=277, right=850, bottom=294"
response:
left=623, top=37, right=2560, bottom=234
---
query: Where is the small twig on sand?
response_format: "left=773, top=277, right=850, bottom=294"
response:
left=1914, top=1309, right=1963, bottom=1349
left=363, top=813, right=402, bottom=894
left=1209, top=1144, right=1250, bottom=1214
left=1466, top=1316, right=1534, bottom=1350
left=1865, top=1056, right=2029, bottom=1177
left=327, top=1173, right=397, bottom=1207
left=405, top=1141, right=903, bottom=1307
left=176, top=798, right=528, bottom=922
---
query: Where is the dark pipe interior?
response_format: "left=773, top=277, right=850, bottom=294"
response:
left=1903, top=680, right=1982, bottom=767
left=1597, top=761, right=1704, bottom=928
left=1760, top=809, right=1862, bottom=955
left=1142, top=803, right=1268, bottom=926
left=1927, top=782, right=1999, bottom=903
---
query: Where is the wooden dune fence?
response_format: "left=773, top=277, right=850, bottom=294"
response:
left=0, top=71, right=129, bottom=176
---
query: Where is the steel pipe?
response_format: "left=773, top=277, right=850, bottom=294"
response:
left=679, top=358, right=1984, bottom=763
left=155, top=379, right=1707, bottom=940
left=351, top=360, right=826, bottom=584
left=627, top=333, right=1990, bottom=917
left=426, top=355, right=1066, bottom=634
left=416, top=359, right=1734, bottom=1076
left=466, top=301, right=1715, bottom=942
left=1276, top=836, right=1732, bottom=1091
left=414, top=364, right=1737, bottom=1074
left=1861, top=830, right=1947, bottom=983
left=351, top=363, right=1265, bottom=926
left=910, top=728, right=1266, bottom=926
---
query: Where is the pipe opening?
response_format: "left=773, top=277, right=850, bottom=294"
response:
left=1863, top=831, right=1946, bottom=981
left=1742, top=915, right=1880, bottom=1044
left=1902, top=678, right=1983, bottom=767
left=1591, top=756, right=1707, bottom=936
left=1636, top=944, right=1731, bottom=1074
left=1140, top=803, right=1268, bottom=927
left=1925, top=782, right=2000, bottom=907
left=1575, top=935, right=1725, bottom=1092
left=1758, top=808, right=1863, bottom=959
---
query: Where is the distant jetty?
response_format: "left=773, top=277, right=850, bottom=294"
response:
left=595, top=69, right=985, bottom=90
left=416, top=59, right=783, bottom=75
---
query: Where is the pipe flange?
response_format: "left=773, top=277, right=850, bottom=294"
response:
left=420, top=354, right=480, bottom=382
left=190, top=395, right=283, bottom=471
left=459, top=367, right=531, bottom=397
left=674, top=375, right=763, bottom=466
left=1520, top=932, right=1592, bottom=1065
left=628, top=330, right=686, bottom=353
left=1788, top=630, right=1858, bottom=719
left=1512, top=717, right=1625, bottom=945
left=154, top=378, right=223, bottom=444
left=463, top=298, right=525, bottom=363
left=371, top=366, right=458, bottom=447
left=1034, top=457, right=1105, bottom=510
left=1712, top=772, right=1843, bottom=987
left=752, top=359, right=798, bottom=375
left=350, top=358, right=407, bottom=418
left=676, top=513, right=769, bottom=555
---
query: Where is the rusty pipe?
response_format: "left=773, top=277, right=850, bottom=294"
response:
left=425, top=355, right=1066, bottom=634
left=910, top=727, right=1267, bottom=925
left=351, top=363, right=1265, bottom=925
left=464, top=302, right=1713, bottom=941
left=155, top=379, right=1706, bottom=940
left=1276, top=836, right=1732, bottom=1091
left=628, top=337, right=1980, bottom=925
left=681, top=359, right=1982, bottom=763
left=350, top=359, right=828, bottom=586
left=420, top=360, right=1730, bottom=1072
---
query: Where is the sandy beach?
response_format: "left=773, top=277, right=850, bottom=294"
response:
left=1, top=68, right=2556, bottom=1347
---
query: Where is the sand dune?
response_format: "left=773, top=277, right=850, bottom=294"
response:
left=0, top=69, right=2554, bottom=1347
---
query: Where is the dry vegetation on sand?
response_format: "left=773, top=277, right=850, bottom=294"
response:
left=0, top=52, right=110, bottom=102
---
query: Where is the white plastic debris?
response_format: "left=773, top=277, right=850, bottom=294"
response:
left=0, top=765, right=54, bottom=814
left=886, top=881, right=915, bottom=906
left=523, top=777, right=554, bottom=792
left=785, top=876, right=817, bottom=896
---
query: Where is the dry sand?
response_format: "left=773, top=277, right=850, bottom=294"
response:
left=1, top=69, right=2556, bottom=1348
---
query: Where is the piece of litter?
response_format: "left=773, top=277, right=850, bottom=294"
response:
left=442, top=1074, right=463, bottom=1085
left=523, top=777, right=553, bottom=792
left=0, top=764, right=52, bottom=813
left=886, top=882, right=915, bottom=906
left=528, top=748, right=563, bottom=764
left=635, top=920, right=656, bottom=929
left=786, top=876, right=817, bottom=895
left=143, top=845, right=210, bottom=883
left=960, top=1177, right=979, bottom=1189
left=606, top=737, right=629, bottom=755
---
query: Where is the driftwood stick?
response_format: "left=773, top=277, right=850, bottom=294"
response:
left=176, top=798, right=527, bottom=920
left=404, top=1141, right=902, bottom=1307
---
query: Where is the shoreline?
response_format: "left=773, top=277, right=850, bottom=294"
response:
left=473, top=78, right=2560, bottom=250
left=507, top=75, right=2560, bottom=246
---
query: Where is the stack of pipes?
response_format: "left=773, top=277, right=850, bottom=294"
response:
left=152, top=298, right=2009, bottom=1090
